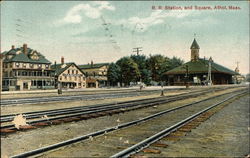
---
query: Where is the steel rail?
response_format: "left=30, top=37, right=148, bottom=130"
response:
left=1, top=88, right=232, bottom=129
left=1, top=88, right=244, bottom=130
left=1, top=86, right=233, bottom=119
left=1, top=86, right=242, bottom=106
left=0, top=92, right=141, bottom=106
left=0, top=90, right=213, bottom=129
left=0, top=88, right=214, bottom=122
left=10, top=90, right=247, bottom=158
left=110, top=91, right=247, bottom=158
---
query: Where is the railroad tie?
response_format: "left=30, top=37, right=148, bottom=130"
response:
left=19, top=125, right=37, bottom=130
left=142, top=148, right=161, bottom=154
left=0, top=129, right=16, bottom=134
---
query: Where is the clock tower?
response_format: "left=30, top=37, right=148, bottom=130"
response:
left=190, top=38, right=200, bottom=61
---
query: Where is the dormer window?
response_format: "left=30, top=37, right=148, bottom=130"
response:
left=30, top=52, right=39, bottom=60
left=16, top=51, right=21, bottom=55
left=30, top=63, right=34, bottom=68
left=23, top=63, right=26, bottom=68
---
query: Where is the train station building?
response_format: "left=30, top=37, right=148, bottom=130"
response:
left=165, top=39, right=238, bottom=85
left=1, top=44, right=55, bottom=91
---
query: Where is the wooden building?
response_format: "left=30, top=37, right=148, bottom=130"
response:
left=51, top=57, right=86, bottom=89
left=78, top=61, right=109, bottom=88
left=1, top=44, right=55, bottom=91
left=165, top=39, right=237, bottom=85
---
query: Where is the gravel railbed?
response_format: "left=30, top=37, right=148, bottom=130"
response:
left=138, top=94, right=249, bottom=157
left=36, top=90, right=245, bottom=157
left=0, top=87, right=245, bottom=157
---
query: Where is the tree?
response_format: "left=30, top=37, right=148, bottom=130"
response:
left=169, top=56, right=184, bottom=70
left=130, top=55, right=151, bottom=85
left=146, top=54, right=169, bottom=82
left=116, top=57, right=140, bottom=86
left=107, top=63, right=121, bottom=86
left=246, top=73, right=250, bottom=82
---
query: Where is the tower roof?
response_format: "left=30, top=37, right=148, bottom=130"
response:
left=190, top=38, right=200, bottom=49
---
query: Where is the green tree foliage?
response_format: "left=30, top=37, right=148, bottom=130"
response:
left=246, top=73, right=250, bottom=82
left=116, top=57, right=140, bottom=86
left=146, top=54, right=169, bottom=81
left=107, top=54, right=184, bottom=86
left=146, top=55, right=184, bottom=82
left=169, top=56, right=184, bottom=70
left=107, top=63, right=121, bottom=86
left=130, top=55, right=152, bottom=85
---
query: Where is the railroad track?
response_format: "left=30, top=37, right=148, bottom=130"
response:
left=0, top=87, right=234, bottom=132
left=0, top=88, right=185, bottom=106
left=111, top=91, right=248, bottom=158
left=9, top=88, right=248, bottom=158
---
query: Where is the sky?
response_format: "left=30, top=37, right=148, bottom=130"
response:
left=0, top=1, right=249, bottom=74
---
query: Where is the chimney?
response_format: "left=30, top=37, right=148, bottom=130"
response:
left=11, top=45, right=15, bottom=49
left=61, top=56, right=64, bottom=64
left=23, top=43, right=27, bottom=55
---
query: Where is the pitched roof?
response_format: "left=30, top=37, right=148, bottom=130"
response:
left=190, top=38, right=200, bottom=49
left=51, top=62, right=85, bottom=76
left=165, top=59, right=237, bottom=75
left=1, top=46, right=51, bottom=64
left=78, top=63, right=109, bottom=69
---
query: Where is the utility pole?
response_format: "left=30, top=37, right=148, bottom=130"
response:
left=133, top=47, right=142, bottom=56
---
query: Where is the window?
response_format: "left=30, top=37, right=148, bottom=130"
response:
left=46, top=64, right=49, bottom=68
left=64, top=76, right=67, bottom=80
left=76, top=70, right=78, bottom=74
left=60, top=77, right=62, bottom=80
left=38, top=64, right=42, bottom=68
left=68, top=70, right=70, bottom=74
left=16, top=63, right=20, bottom=68
left=23, top=63, right=26, bottom=68
left=72, top=70, right=74, bottom=74
left=30, top=64, right=34, bottom=68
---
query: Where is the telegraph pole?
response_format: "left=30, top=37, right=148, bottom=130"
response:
left=133, top=47, right=142, bottom=55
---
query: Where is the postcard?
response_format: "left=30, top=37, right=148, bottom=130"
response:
left=0, top=1, right=249, bottom=158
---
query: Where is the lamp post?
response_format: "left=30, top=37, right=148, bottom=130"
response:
left=0, top=54, right=3, bottom=93
left=207, top=57, right=213, bottom=86
left=184, top=65, right=189, bottom=88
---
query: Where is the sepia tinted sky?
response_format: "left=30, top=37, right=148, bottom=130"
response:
left=1, top=1, right=249, bottom=74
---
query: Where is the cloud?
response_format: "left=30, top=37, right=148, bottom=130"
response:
left=56, top=1, right=115, bottom=25
left=115, top=10, right=193, bottom=32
